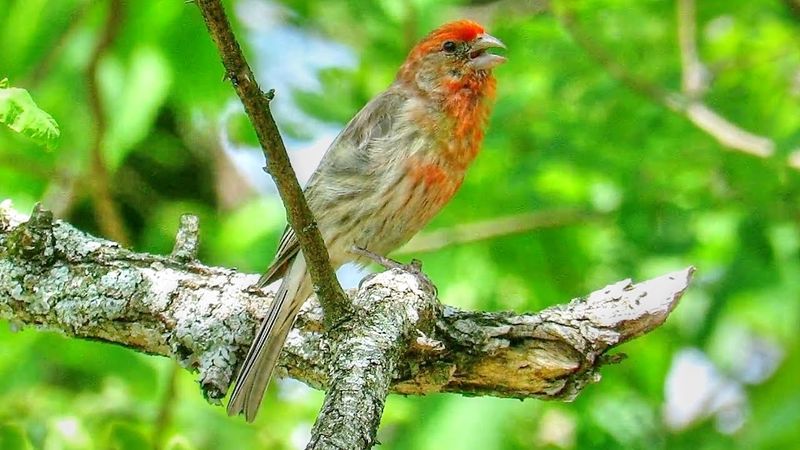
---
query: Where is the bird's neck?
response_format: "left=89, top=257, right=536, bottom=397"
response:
left=397, top=72, right=496, bottom=170
left=439, top=74, right=496, bottom=169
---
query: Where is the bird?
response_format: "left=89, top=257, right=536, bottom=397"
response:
left=227, top=19, right=506, bottom=422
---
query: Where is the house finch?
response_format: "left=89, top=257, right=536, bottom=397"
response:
left=228, top=20, right=506, bottom=421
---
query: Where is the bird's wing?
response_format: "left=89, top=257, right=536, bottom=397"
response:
left=256, top=225, right=298, bottom=287
left=307, top=88, right=407, bottom=183
left=256, top=88, right=407, bottom=288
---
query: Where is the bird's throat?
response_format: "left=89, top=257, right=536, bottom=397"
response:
left=440, top=74, right=496, bottom=169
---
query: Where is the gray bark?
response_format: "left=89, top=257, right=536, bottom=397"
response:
left=0, top=201, right=693, bottom=447
left=307, top=268, right=438, bottom=449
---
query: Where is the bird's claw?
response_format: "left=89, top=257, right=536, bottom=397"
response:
left=350, top=246, right=436, bottom=296
left=350, top=246, right=405, bottom=270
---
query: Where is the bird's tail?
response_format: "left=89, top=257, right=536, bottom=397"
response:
left=227, top=254, right=311, bottom=422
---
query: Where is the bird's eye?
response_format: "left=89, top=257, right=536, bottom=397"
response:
left=442, top=41, right=457, bottom=53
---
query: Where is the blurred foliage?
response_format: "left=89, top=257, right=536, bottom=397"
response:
left=1, top=0, right=800, bottom=449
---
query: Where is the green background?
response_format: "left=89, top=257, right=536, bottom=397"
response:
left=2, top=0, right=799, bottom=448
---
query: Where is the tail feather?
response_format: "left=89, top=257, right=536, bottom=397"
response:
left=227, top=254, right=311, bottom=422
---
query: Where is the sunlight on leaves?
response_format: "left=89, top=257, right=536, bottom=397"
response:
left=0, top=78, right=60, bottom=150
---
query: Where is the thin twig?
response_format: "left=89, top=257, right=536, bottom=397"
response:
left=554, top=6, right=676, bottom=108
left=677, top=0, right=705, bottom=97
left=25, top=0, right=92, bottom=86
left=784, top=0, right=800, bottom=20
left=171, top=214, right=200, bottom=262
left=86, top=0, right=130, bottom=246
left=152, top=364, right=180, bottom=450
left=193, top=0, right=348, bottom=323
left=553, top=2, right=776, bottom=159
left=396, top=208, right=593, bottom=254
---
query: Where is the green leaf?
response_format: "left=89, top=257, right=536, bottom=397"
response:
left=0, top=78, right=60, bottom=150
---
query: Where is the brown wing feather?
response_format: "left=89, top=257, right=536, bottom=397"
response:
left=233, top=87, right=411, bottom=421
left=256, top=89, right=406, bottom=287
left=256, top=226, right=299, bottom=287
left=256, top=90, right=406, bottom=289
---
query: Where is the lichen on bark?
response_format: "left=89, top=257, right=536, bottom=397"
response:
left=1, top=201, right=693, bottom=448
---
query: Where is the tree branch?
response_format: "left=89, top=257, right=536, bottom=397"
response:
left=0, top=201, right=693, bottom=407
left=307, top=265, right=439, bottom=449
left=192, top=0, right=348, bottom=323
left=553, top=3, right=777, bottom=159
left=86, top=0, right=130, bottom=246
left=24, top=0, right=92, bottom=87
left=397, top=208, right=594, bottom=255
left=677, top=0, right=705, bottom=98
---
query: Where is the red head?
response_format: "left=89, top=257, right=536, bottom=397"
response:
left=397, top=20, right=506, bottom=96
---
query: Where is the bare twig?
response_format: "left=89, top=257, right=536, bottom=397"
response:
left=784, top=0, right=800, bottom=20
left=152, top=364, right=180, bottom=450
left=674, top=0, right=776, bottom=158
left=554, top=7, right=675, bottom=106
left=553, top=3, right=776, bottom=159
left=397, top=208, right=593, bottom=254
left=677, top=0, right=705, bottom=97
left=171, top=214, right=200, bottom=262
left=193, top=0, right=348, bottom=322
left=25, top=0, right=92, bottom=86
left=86, top=0, right=130, bottom=246
left=683, top=103, right=774, bottom=157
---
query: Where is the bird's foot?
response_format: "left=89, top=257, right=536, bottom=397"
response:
left=350, top=246, right=435, bottom=295
left=350, top=246, right=407, bottom=269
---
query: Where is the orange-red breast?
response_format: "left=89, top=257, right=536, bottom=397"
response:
left=228, top=19, right=506, bottom=421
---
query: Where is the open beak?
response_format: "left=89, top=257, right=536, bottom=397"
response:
left=468, top=33, right=507, bottom=70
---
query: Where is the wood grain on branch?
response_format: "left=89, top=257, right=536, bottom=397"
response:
left=0, top=201, right=693, bottom=405
left=307, top=266, right=439, bottom=449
